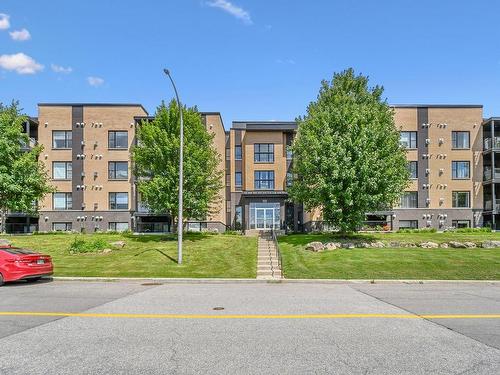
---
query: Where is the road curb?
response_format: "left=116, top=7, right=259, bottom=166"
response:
left=51, top=277, right=500, bottom=284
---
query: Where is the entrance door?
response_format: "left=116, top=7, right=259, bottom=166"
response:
left=255, top=207, right=275, bottom=229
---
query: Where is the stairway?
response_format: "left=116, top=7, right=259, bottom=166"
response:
left=257, top=231, right=282, bottom=280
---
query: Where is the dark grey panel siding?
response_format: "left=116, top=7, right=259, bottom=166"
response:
left=72, top=106, right=84, bottom=210
left=417, top=108, right=429, bottom=208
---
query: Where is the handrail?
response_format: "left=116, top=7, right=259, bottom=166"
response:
left=271, top=229, right=283, bottom=278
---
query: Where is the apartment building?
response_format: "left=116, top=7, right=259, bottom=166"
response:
left=225, top=105, right=484, bottom=232
left=482, top=117, right=500, bottom=229
left=32, top=103, right=226, bottom=233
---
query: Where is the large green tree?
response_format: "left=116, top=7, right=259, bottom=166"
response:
left=132, top=100, right=223, bottom=227
left=0, top=101, right=53, bottom=233
left=289, top=69, right=409, bottom=232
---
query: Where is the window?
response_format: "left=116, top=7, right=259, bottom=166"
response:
left=408, top=161, right=418, bottom=179
left=52, top=131, right=72, bottom=149
left=109, top=192, right=129, bottom=210
left=254, top=144, right=274, bottom=163
left=254, top=171, right=274, bottom=190
left=452, top=220, right=470, bottom=228
left=108, top=131, right=128, bottom=149
left=235, top=145, right=242, bottom=160
left=108, top=161, right=128, bottom=180
left=399, top=220, right=418, bottom=229
left=400, top=191, right=418, bottom=208
left=286, top=171, right=293, bottom=187
left=109, top=222, right=129, bottom=231
left=452, top=131, right=470, bottom=149
left=225, top=148, right=230, bottom=161
left=234, top=206, right=243, bottom=230
left=286, top=145, right=293, bottom=160
left=53, top=162, right=72, bottom=180
left=452, top=191, right=470, bottom=208
left=53, top=193, right=72, bottom=210
left=52, top=222, right=72, bottom=231
left=235, top=172, right=242, bottom=187
left=452, top=161, right=470, bottom=179
left=400, top=131, right=417, bottom=149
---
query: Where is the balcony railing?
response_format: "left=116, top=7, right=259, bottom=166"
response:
left=484, top=199, right=500, bottom=211
left=5, top=223, right=38, bottom=234
left=484, top=137, right=500, bottom=151
left=135, top=222, right=171, bottom=233
left=483, top=166, right=500, bottom=181
left=20, top=137, right=37, bottom=150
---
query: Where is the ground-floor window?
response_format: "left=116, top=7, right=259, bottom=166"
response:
left=452, top=220, right=470, bottom=228
left=234, top=206, right=243, bottom=230
left=399, top=220, right=418, bottom=229
left=249, top=202, right=280, bottom=230
left=108, top=222, right=129, bottom=231
left=53, top=222, right=72, bottom=231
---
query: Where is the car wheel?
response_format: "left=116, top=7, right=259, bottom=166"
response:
left=26, top=277, right=41, bottom=283
left=0, top=273, right=4, bottom=287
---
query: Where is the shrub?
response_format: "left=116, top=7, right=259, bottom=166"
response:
left=223, top=230, right=242, bottom=236
left=69, top=237, right=110, bottom=254
left=397, top=228, right=437, bottom=234
left=447, top=227, right=492, bottom=233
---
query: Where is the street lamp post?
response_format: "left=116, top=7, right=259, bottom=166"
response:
left=163, top=69, right=183, bottom=264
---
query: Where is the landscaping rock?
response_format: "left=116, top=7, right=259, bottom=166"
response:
left=0, top=239, right=11, bottom=247
left=101, top=248, right=113, bottom=254
left=110, top=241, right=126, bottom=248
left=389, top=241, right=401, bottom=248
left=358, top=242, right=371, bottom=248
left=342, top=243, right=355, bottom=249
left=449, top=241, right=467, bottom=248
left=420, top=241, right=439, bottom=249
left=324, top=242, right=337, bottom=250
left=440, top=243, right=449, bottom=248
left=305, top=242, right=324, bottom=252
left=463, top=242, right=477, bottom=248
left=481, top=240, right=500, bottom=249
left=370, top=241, right=385, bottom=248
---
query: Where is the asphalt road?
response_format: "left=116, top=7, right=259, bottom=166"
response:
left=0, top=280, right=499, bottom=375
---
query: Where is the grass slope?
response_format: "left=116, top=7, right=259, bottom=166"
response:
left=6, top=233, right=257, bottom=278
left=278, top=233, right=500, bottom=280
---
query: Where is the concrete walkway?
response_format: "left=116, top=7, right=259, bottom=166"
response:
left=257, top=232, right=282, bottom=279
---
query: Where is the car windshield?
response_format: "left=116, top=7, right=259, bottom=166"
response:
left=0, top=248, right=37, bottom=255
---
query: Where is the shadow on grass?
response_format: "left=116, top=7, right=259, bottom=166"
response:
left=134, top=248, right=178, bottom=264
left=279, top=232, right=378, bottom=246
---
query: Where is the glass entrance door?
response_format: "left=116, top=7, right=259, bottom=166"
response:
left=250, top=203, right=280, bottom=230
left=255, top=208, right=275, bottom=229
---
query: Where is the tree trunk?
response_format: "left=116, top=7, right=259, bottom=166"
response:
left=0, top=209, right=6, bottom=234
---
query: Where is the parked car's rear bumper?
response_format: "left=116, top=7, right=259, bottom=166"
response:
left=4, top=266, right=54, bottom=282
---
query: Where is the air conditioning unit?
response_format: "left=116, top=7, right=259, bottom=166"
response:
left=76, top=123, right=81, bottom=127
left=94, top=141, right=98, bottom=147
left=94, top=203, right=98, bottom=210
left=438, top=138, right=444, bottom=144
left=81, top=141, right=85, bottom=146
left=82, top=203, right=86, bottom=209
left=425, top=139, right=430, bottom=145
left=426, top=220, right=432, bottom=226
left=439, top=168, right=444, bottom=174
left=81, top=172, right=85, bottom=177
left=94, top=172, right=98, bottom=178
left=425, top=169, right=430, bottom=175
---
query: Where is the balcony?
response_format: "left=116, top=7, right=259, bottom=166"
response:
left=484, top=199, right=500, bottom=212
left=483, top=166, right=500, bottom=181
left=20, top=137, right=37, bottom=151
left=484, top=137, right=500, bottom=151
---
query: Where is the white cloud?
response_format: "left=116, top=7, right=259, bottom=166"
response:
left=276, top=58, right=296, bottom=65
left=9, top=28, right=31, bottom=41
left=51, top=64, right=72, bottom=74
left=0, top=53, right=44, bottom=74
left=0, top=13, right=10, bottom=30
left=87, top=76, right=104, bottom=87
left=206, top=0, right=252, bottom=24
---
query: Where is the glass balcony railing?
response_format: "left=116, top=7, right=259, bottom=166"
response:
left=483, top=167, right=500, bottom=180
left=484, top=200, right=500, bottom=211
left=20, top=137, right=37, bottom=150
left=484, top=137, right=500, bottom=151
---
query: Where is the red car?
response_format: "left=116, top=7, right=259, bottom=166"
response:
left=0, top=245, right=53, bottom=286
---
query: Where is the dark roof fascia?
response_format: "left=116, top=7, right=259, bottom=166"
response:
left=38, top=103, right=149, bottom=115
left=232, top=121, right=297, bottom=131
left=390, top=104, right=483, bottom=109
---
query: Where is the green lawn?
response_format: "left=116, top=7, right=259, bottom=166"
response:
left=278, top=232, right=500, bottom=280
left=5, top=233, right=257, bottom=278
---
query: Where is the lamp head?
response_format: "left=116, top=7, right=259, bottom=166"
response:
left=163, top=68, right=170, bottom=76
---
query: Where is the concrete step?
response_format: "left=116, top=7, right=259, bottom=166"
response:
left=257, top=271, right=273, bottom=277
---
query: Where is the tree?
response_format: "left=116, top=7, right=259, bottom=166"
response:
left=132, top=100, right=223, bottom=228
left=0, top=101, right=54, bottom=233
left=289, top=69, right=409, bottom=233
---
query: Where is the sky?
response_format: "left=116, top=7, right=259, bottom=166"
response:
left=1, top=0, right=500, bottom=127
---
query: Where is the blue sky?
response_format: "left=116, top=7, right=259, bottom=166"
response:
left=1, top=0, right=499, bottom=126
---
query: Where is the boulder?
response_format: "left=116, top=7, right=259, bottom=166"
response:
left=305, top=242, right=324, bottom=252
left=370, top=241, right=386, bottom=248
left=342, top=243, right=355, bottom=249
left=420, top=241, right=439, bottom=249
left=101, top=248, right=113, bottom=254
left=358, top=242, right=371, bottom=248
left=324, top=242, right=337, bottom=250
left=481, top=240, right=500, bottom=249
left=449, top=241, right=467, bottom=248
left=463, top=242, right=477, bottom=248
left=110, top=241, right=126, bottom=248
left=0, top=238, right=11, bottom=247
left=440, top=243, right=449, bottom=248
left=389, top=241, right=401, bottom=248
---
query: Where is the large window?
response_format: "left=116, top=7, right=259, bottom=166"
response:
left=52, top=131, right=72, bottom=149
left=235, top=145, right=242, bottom=160
left=452, top=191, right=470, bottom=208
left=234, top=206, right=243, bottom=230
left=108, top=161, right=128, bottom=180
left=108, top=131, right=128, bottom=149
left=400, top=191, right=418, bottom=208
left=452, top=220, right=470, bottom=228
left=53, top=162, right=72, bottom=180
left=52, top=222, right=72, bottom=231
left=452, top=131, right=470, bottom=149
left=254, top=171, right=274, bottom=190
left=254, top=144, right=274, bottom=163
left=108, top=222, right=129, bottom=231
left=400, top=131, right=417, bottom=149
left=399, top=220, right=418, bottom=229
left=408, top=161, right=418, bottom=179
left=235, top=172, right=242, bottom=188
left=109, top=192, right=128, bottom=210
left=286, top=171, right=293, bottom=187
left=53, top=193, right=72, bottom=210
left=452, top=161, right=470, bottom=179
